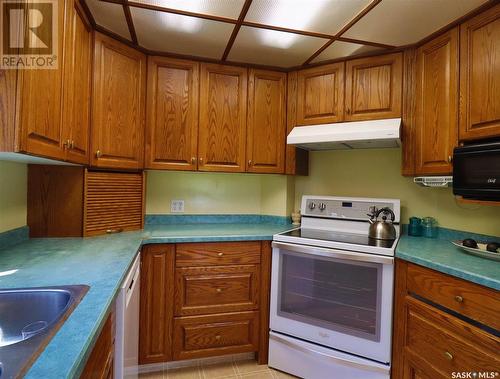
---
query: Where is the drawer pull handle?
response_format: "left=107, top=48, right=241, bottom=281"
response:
left=216, top=288, right=222, bottom=293
left=444, top=351, right=453, bottom=361
left=454, top=295, right=464, bottom=303
left=215, top=335, right=221, bottom=341
left=218, top=253, right=224, bottom=257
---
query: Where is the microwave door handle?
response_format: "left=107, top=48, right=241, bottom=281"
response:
left=271, top=242, right=394, bottom=265
left=270, top=334, right=389, bottom=374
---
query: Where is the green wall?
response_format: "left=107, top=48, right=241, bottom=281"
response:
left=146, top=170, right=294, bottom=217
left=295, top=149, right=500, bottom=236
left=0, top=161, right=27, bottom=233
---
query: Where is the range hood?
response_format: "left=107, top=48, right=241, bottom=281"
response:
left=287, top=118, right=401, bottom=150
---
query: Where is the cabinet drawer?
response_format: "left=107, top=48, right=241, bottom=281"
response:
left=175, top=265, right=260, bottom=316
left=175, top=242, right=261, bottom=267
left=406, top=263, right=500, bottom=330
left=404, top=297, right=499, bottom=378
left=173, top=311, right=259, bottom=360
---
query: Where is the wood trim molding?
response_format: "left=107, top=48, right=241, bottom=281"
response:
left=303, top=0, right=383, bottom=65
left=222, top=0, right=253, bottom=61
left=123, top=4, right=138, bottom=45
left=86, top=0, right=495, bottom=71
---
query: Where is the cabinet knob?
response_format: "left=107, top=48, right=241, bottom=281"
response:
left=199, top=157, right=204, bottom=165
left=444, top=351, right=453, bottom=361
left=215, top=335, right=221, bottom=341
left=63, top=139, right=71, bottom=149
left=218, top=252, right=223, bottom=257
left=454, top=295, right=463, bottom=303
left=191, top=157, right=197, bottom=164
left=70, top=140, right=75, bottom=149
left=248, top=159, right=252, bottom=166
left=96, top=150, right=102, bottom=158
left=346, top=107, right=351, bottom=115
left=447, top=155, right=453, bottom=163
left=216, top=288, right=222, bottom=293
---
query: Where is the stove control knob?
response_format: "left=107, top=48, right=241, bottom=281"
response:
left=319, top=203, right=327, bottom=211
left=309, top=202, right=316, bottom=210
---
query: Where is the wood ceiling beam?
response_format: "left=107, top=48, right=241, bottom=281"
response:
left=303, top=0, right=383, bottom=66
left=123, top=3, right=138, bottom=45
left=124, top=0, right=238, bottom=25
left=79, top=0, right=96, bottom=28
left=221, top=0, right=253, bottom=61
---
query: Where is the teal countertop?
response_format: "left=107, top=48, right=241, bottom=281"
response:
left=396, top=229, right=500, bottom=291
left=0, top=222, right=294, bottom=379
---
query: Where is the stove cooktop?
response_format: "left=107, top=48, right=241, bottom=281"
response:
left=279, top=228, right=396, bottom=249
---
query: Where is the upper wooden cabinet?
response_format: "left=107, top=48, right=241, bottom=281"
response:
left=296, top=63, right=344, bottom=125
left=246, top=69, right=286, bottom=174
left=145, top=57, right=199, bottom=171
left=345, top=53, right=403, bottom=121
left=459, top=4, right=500, bottom=141
left=198, top=63, right=247, bottom=172
left=0, top=0, right=91, bottom=164
left=91, top=32, right=146, bottom=170
left=62, top=1, right=92, bottom=165
left=15, top=0, right=67, bottom=161
left=415, top=28, right=459, bottom=175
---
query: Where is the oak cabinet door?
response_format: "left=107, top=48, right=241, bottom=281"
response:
left=345, top=53, right=403, bottom=121
left=62, top=1, right=92, bottom=165
left=198, top=63, right=247, bottom=172
left=459, top=4, right=500, bottom=141
left=17, top=0, right=67, bottom=160
left=139, top=244, right=175, bottom=364
left=246, top=69, right=286, bottom=173
left=145, top=57, right=199, bottom=170
left=415, top=28, right=458, bottom=175
left=296, top=63, right=344, bottom=125
left=91, top=32, right=146, bottom=169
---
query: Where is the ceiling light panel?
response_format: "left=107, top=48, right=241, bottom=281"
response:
left=245, top=0, right=371, bottom=35
left=129, top=0, right=245, bottom=19
left=131, top=7, right=234, bottom=58
left=343, top=0, right=488, bottom=46
left=85, top=0, right=131, bottom=40
left=311, top=41, right=383, bottom=63
left=228, top=26, right=327, bottom=67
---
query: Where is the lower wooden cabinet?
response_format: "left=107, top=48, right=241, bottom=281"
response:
left=80, top=310, right=115, bottom=379
left=173, top=311, right=260, bottom=361
left=139, top=241, right=272, bottom=365
left=392, top=260, right=500, bottom=379
left=139, top=244, right=175, bottom=364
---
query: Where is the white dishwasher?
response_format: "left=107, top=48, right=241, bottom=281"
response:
left=115, top=252, right=141, bottom=379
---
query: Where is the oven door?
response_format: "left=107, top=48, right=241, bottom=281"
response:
left=270, top=242, right=394, bottom=364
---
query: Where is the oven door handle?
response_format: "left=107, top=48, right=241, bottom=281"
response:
left=270, top=333, right=390, bottom=374
left=271, top=242, right=394, bottom=265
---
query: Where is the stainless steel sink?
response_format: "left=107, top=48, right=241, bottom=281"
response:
left=0, top=285, right=88, bottom=379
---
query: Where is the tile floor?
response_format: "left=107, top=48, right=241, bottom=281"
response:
left=139, top=359, right=299, bottom=379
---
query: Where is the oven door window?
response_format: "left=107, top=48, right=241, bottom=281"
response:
left=278, top=250, right=382, bottom=342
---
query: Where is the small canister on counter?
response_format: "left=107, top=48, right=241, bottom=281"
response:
left=408, top=217, right=422, bottom=236
left=422, top=216, right=438, bottom=238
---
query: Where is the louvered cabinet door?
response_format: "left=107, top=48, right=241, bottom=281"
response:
left=84, top=170, right=145, bottom=236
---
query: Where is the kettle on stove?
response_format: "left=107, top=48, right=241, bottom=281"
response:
left=368, top=207, right=397, bottom=240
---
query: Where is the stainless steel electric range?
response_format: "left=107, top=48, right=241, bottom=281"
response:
left=269, top=196, right=401, bottom=379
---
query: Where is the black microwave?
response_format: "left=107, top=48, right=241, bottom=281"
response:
left=453, top=141, right=500, bottom=201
